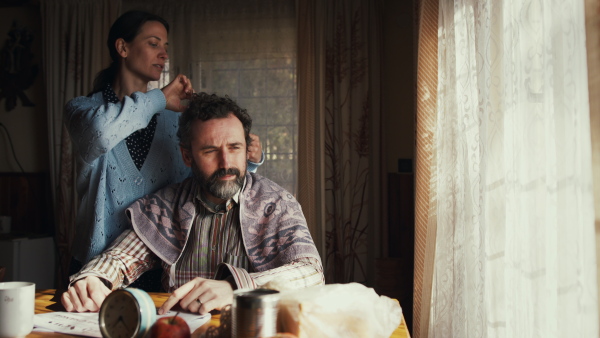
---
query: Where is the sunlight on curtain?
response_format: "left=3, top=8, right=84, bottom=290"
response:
left=123, top=0, right=298, bottom=194
left=432, top=0, right=598, bottom=336
left=413, top=0, right=439, bottom=336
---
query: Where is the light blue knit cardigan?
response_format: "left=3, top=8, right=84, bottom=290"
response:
left=65, top=89, right=261, bottom=263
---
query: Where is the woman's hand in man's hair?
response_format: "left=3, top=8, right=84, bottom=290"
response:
left=162, top=74, right=194, bottom=112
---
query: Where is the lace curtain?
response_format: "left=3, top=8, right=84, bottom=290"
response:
left=123, top=0, right=298, bottom=193
left=427, top=0, right=599, bottom=336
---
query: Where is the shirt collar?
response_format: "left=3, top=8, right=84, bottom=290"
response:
left=102, top=84, right=120, bottom=104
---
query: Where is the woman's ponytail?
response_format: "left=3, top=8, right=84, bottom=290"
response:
left=89, top=62, right=118, bottom=95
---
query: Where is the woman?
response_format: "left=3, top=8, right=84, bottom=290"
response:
left=64, top=11, right=264, bottom=286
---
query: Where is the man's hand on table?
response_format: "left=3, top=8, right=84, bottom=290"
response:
left=159, top=277, right=233, bottom=315
left=61, top=276, right=111, bottom=312
left=61, top=275, right=234, bottom=315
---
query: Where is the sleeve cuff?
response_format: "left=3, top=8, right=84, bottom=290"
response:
left=214, top=263, right=257, bottom=290
left=68, top=273, right=115, bottom=290
left=246, top=151, right=265, bottom=173
left=144, top=88, right=167, bottom=111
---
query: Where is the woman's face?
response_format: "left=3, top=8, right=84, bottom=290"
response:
left=119, top=20, right=168, bottom=83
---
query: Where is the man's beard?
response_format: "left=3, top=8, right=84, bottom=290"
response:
left=191, top=161, right=245, bottom=200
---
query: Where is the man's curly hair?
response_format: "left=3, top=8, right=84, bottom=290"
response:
left=178, top=92, right=253, bottom=150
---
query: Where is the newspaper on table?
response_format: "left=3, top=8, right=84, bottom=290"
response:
left=33, top=310, right=210, bottom=337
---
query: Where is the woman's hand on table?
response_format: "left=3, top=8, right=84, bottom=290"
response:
left=61, top=276, right=111, bottom=312
left=158, top=277, right=233, bottom=315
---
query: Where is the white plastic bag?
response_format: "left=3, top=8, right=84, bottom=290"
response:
left=276, top=283, right=402, bottom=338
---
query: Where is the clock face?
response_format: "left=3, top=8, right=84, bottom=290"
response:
left=99, top=290, right=141, bottom=338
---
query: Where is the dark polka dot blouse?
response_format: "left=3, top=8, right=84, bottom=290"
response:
left=103, top=85, right=158, bottom=171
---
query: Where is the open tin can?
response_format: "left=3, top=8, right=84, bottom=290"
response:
left=232, top=289, right=280, bottom=338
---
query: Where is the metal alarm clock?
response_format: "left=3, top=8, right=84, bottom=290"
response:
left=98, top=288, right=157, bottom=338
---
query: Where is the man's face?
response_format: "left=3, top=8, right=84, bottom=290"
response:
left=181, top=113, right=248, bottom=204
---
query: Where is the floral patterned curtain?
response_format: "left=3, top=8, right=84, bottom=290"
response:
left=322, top=0, right=383, bottom=284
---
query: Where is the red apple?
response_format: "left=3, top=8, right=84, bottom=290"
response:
left=150, top=312, right=191, bottom=338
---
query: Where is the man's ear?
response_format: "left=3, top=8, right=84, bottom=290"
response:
left=180, top=147, right=192, bottom=167
left=115, top=38, right=127, bottom=58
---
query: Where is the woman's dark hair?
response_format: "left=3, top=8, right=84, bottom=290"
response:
left=90, top=10, right=169, bottom=95
left=178, top=92, right=253, bottom=150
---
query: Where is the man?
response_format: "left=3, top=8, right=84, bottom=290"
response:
left=62, top=92, right=324, bottom=314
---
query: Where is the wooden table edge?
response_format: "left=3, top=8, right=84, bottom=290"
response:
left=33, top=289, right=410, bottom=338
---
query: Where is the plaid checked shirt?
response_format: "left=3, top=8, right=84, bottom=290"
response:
left=70, top=189, right=324, bottom=292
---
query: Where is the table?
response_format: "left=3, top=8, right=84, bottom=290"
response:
left=31, top=289, right=411, bottom=337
